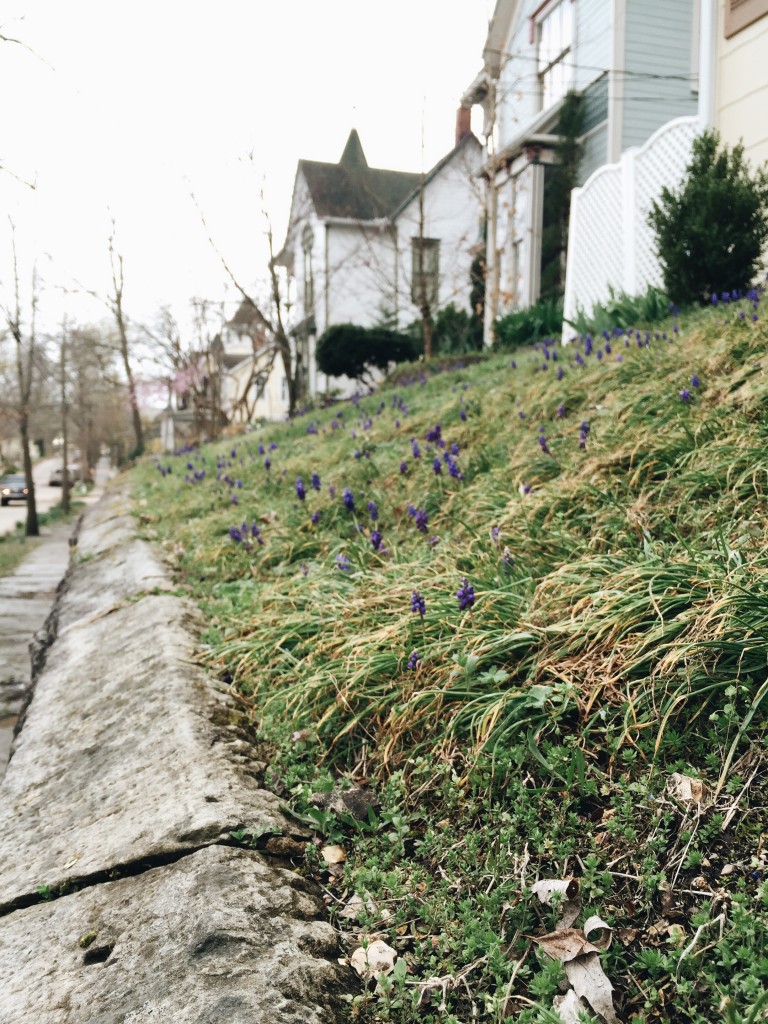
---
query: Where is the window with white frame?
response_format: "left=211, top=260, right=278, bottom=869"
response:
left=537, top=0, right=574, bottom=111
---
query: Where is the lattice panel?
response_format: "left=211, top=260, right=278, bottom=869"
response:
left=634, top=119, right=699, bottom=290
left=566, top=168, right=623, bottom=319
left=564, top=116, right=699, bottom=331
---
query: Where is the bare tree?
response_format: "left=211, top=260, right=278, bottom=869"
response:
left=194, top=194, right=304, bottom=418
left=107, top=226, right=144, bottom=456
left=1, top=226, right=39, bottom=535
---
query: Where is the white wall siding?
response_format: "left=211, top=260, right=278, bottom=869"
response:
left=622, top=0, right=699, bottom=150
left=394, top=146, right=483, bottom=325
left=575, top=0, right=611, bottom=92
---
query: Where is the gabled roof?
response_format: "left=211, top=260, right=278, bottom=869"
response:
left=300, top=129, right=422, bottom=220
left=390, top=132, right=483, bottom=220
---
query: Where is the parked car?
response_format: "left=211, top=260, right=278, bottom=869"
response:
left=0, top=473, right=29, bottom=506
left=49, top=463, right=81, bottom=486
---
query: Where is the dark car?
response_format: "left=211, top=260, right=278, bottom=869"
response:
left=0, top=474, right=29, bottom=506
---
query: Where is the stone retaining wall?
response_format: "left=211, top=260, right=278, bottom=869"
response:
left=0, top=488, right=351, bottom=1022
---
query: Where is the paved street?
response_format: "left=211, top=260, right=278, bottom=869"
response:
left=0, top=456, right=115, bottom=537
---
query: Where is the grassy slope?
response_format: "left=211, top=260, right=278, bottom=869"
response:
left=133, top=297, right=768, bottom=1024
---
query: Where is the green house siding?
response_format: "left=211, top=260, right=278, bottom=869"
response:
left=622, top=0, right=698, bottom=151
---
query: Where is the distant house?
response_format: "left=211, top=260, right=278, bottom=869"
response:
left=275, top=120, right=483, bottom=403
left=464, top=0, right=704, bottom=337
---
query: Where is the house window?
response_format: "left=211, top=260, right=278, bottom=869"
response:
left=725, top=0, right=768, bottom=37
left=537, top=0, right=574, bottom=111
left=411, top=238, right=440, bottom=309
left=301, top=225, right=314, bottom=313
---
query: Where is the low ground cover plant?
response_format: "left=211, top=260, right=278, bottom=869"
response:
left=134, top=286, right=768, bottom=1023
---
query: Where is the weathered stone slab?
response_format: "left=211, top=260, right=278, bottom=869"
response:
left=0, top=593, right=294, bottom=908
left=0, top=844, right=348, bottom=1023
left=56, top=539, right=171, bottom=632
left=72, top=490, right=138, bottom=560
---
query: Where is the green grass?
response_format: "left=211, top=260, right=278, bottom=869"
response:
left=133, top=292, right=768, bottom=1023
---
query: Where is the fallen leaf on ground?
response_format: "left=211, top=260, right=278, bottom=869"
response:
left=668, top=772, right=707, bottom=806
left=531, top=877, right=581, bottom=929
left=534, top=928, right=601, bottom=963
left=582, top=914, right=613, bottom=951
left=564, top=951, right=618, bottom=1023
left=554, top=989, right=589, bottom=1023
left=349, top=939, right=397, bottom=981
left=321, top=844, right=346, bottom=865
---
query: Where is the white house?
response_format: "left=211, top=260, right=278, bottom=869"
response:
left=275, top=120, right=484, bottom=407
left=464, top=0, right=704, bottom=339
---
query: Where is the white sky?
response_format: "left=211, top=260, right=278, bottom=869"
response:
left=0, top=1, right=492, bottom=338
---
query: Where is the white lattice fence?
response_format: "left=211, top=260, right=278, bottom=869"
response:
left=563, top=116, right=700, bottom=337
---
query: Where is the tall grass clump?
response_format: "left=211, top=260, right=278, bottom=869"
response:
left=133, top=286, right=768, bottom=1023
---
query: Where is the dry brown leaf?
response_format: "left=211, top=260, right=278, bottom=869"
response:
left=582, top=914, right=613, bottom=951
left=338, top=893, right=366, bottom=920
left=321, top=844, right=346, bottom=865
left=531, top=877, right=582, bottom=930
left=349, top=939, right=397, bottom=981
left=564, top=951, right=618, bottom=1023
left=534, top=928, right=601, bottom=963
left=668, top=772, right=708, bottom=806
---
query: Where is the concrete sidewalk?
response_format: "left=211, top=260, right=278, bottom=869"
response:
left=0, top=523, right=72, bottom=780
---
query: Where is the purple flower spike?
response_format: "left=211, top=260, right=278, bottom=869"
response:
left=335, top=553, right=351, bottom=573
left=456, top=578, right=475, bottom=611
left=370, top=529, right=383, bottom=551
left=415, top=508, right=429, bottom=534
left=459, top=408, right=468, bottom=421
left=691, top=374, right=700, bottom=388
left=407, top=650, right=421, bottom=671
left=680, top=387, right=692, bottom=402
left=311, top=511, right=320, bottom=524
left=367, top=500, right=379, bottom=521
left=411, top=438, right=421, bottom=458
left=295, top=477, right=306, bottom=501
left=399, top=460, right=408, bottom=475
left=228, top=525, right=243, bottom=543
left=411, top=590, right=426, bottom=617
left=432, top=456, right=442, bottom=475
left=342, top=487, right=355, bottom=512
left=311, top=471, right=321, bottom=490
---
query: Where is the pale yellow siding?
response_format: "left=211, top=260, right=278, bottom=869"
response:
left=716, top=1, right=768, bottom=168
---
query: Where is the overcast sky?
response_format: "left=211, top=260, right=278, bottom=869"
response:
left=0, top=1, right=492, bottom=337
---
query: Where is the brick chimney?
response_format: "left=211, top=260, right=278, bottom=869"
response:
left=455, top=105, right=472, bottom=146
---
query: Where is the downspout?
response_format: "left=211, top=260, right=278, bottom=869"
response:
left=697, top=0, right=717, bottom=131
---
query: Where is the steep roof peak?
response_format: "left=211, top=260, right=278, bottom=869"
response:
left=340, top=129, right=368, bottom=169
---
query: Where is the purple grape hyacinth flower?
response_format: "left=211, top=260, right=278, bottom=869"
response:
left=311, top=471, right=321, bottom=490
left=415, top=508, right=429, bottom=534
left=335, top=553, right=352, bottom=572
left=691, top=374, right=700, bottom=388
left=295, top=477, right=306, bottom=501
left=456, top=578, right=475, bottom=611
left=399, top=460, right=408, bottom=475
left=432, top=456, right=442, bottom=475
left=680, top=387, right=692, bottom=402
left=370, top=529, right=383, bottom=551
left=343, top=487, right=355, bottom=512
left=407, top=650, right=421, bottom=671
left=367, top=500, right=379, bottom=521
left=411, top=590, right=426, bottom=617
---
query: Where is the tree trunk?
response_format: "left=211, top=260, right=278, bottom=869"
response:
left=60, top=333, right=70, bottom=513
left=20, top=415, right=38, bottom=537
